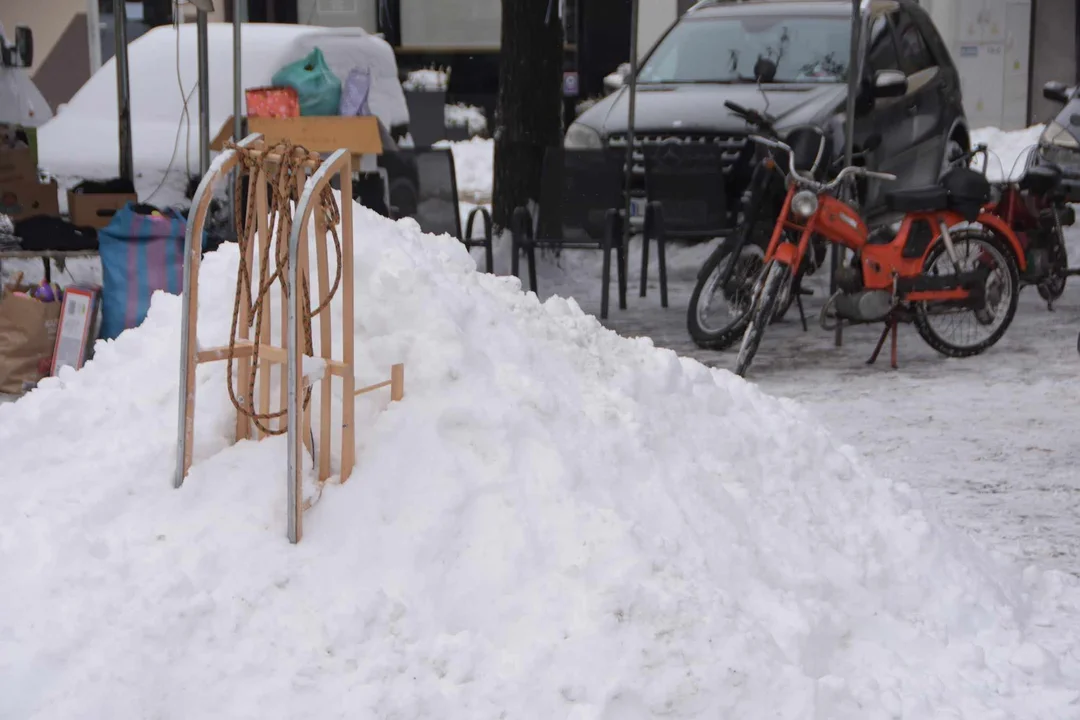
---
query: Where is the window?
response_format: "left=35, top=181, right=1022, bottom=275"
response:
left=894, top=12, right=935, bottom=73
left=866, top=14, right=901, bottom=74
left=637, top=15, right=852, bottom=84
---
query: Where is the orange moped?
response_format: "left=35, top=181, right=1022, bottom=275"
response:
left=734, top=130, right=1026, bottom=377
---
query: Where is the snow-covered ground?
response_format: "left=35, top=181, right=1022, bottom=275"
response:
left=4, top=198, right=1080, bottom=718
left=6, top=105, right=1080, bottom=714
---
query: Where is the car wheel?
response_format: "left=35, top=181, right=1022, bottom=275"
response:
left=941, top=135, right=968, bottom=176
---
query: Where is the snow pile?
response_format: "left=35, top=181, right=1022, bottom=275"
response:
left=403, top=68, right=450, bottom=92
left=3, top=199, right=1080, bottom=717
left=445, top=103, right=487, bottom=135
left=970, top=124, right=1046, bottom=181
left=438, top=136, right=493, bottom=200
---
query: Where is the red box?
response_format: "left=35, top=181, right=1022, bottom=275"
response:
left=245, top=86, right=300, bottom=119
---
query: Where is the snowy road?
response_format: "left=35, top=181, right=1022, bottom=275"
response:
left=530, top=233, right=1080, bottom=577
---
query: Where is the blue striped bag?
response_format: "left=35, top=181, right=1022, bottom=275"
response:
left=97, top=203, right=193, bottom=341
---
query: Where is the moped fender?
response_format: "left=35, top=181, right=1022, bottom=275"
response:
left=772, top=242, right=800, bottom=268
left=976, top=212, right=1028, bottom=271
left=924, top=211, right=1027, bottom=271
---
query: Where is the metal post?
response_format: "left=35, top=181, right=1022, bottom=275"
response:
left=87, top=0, right=102, bottom=73
left=228, top=0, right=243, bottom=241
left=113, top=0, right=134, bottom=182
left=834, top=0, right=862, bottom=347
left=196, top=8, right=211, bottom=175
left=622, top=0, right=640, bottom=250
left=232, top=0, right=243, bottom=142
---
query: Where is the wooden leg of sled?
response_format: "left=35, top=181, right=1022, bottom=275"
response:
left=287, top=227, right=306, bottom=545
left=176, top=175, right=213, bottom=487
left=235, top=169, right=259, bottom=442
left=314, top=204, right=333, bottom=483
left=299, top=226, right=316, bottom=460
left=340, top=171, right=356, bottom=484
left=391, top=363, right=405, bottom=402
left=256, top=170, right=274, bottom=438
left=279, top=247, right=289, bottom=434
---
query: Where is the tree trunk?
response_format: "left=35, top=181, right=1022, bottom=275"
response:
left=492, top=0, right=565, bottom=232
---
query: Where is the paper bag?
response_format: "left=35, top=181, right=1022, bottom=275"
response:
left=0, top=286, right=62, bottom=394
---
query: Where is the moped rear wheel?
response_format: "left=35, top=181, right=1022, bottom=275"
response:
left=912, top=228, right=1020, bottom=357
left=735, top=261, right=791, bottom=377
left=1036, top=216, right=1068, bottom=302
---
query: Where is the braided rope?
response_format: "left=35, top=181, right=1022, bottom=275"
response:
left=221, top=140, right=344, bottom=436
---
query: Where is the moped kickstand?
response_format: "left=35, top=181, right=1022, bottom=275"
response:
left=866, top=318, right=899, bottom=370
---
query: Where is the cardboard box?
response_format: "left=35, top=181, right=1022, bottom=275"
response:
left=211, top=115, right=383, bottom=156
left=68, top=191, right=138, bottom=229
left=0, top=180, right=60, bottom=221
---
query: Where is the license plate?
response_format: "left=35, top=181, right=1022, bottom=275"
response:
left=629, top=197, right=647, bottom=218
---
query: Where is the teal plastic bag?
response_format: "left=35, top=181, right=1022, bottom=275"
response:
left=271, top=48, right=342, bottom=116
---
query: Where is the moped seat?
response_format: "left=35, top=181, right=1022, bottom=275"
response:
left=884, top=186, right=949, bottom=214
left=1019, top=164, right=1061, bottom=195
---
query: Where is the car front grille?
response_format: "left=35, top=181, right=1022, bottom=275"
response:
left=606, top=132, right=747, bottom=177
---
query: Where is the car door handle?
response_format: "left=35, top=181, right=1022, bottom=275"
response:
left=907, top=104, right=918, bottom=115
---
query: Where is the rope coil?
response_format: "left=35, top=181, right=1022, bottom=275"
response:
left=223, top=140, right=344, bottom=436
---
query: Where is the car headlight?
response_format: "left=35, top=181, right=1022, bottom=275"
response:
left=1041, top=121, right=1080, bottom=149
left=791, top=189, right=819, bottom=218
left=564, top=123, right=603, bottom=150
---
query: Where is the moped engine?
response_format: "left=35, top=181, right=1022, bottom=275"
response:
left=833, top=265, right=863, bottom=293
left=832, top=290, right=893, bottom=323
left=1025, top=246, right=1050, bottom=280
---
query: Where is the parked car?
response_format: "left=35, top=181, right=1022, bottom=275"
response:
left=566, top=0, right=970, bottom=233
left=1034, top=80, right=1080, bottom=202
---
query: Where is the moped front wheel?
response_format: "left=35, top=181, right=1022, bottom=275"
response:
left=912, top=228, right=1020, bottom=357
left=735, top=261, right=791, bottom=377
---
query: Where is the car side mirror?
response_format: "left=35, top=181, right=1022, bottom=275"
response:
left=873, top=70, right=907, bottom=99
left=1044, top=81, right=1070, bottom=104
left=603, top=62, right=631, bottom=93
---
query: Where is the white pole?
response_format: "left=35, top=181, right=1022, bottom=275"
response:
left=86, top=0, right=102, bottom=73
left=232, top=0, right=242, bottom=141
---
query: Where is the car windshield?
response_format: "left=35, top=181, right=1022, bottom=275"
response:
left=638, top=15, right=852, bottom=84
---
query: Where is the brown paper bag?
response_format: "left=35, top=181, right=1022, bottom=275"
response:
left=0, top=285, right=62, bottom=394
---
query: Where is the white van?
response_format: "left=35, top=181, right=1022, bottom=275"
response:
left=37, top=23, right=409, bottom=179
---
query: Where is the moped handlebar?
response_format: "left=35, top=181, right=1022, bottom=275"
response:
left=725, top=101, right=777, bottom=136
left=747, top=134, right=896, bottom=192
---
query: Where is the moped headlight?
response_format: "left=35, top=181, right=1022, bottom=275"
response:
left=791, top=190, right=819, bottom=218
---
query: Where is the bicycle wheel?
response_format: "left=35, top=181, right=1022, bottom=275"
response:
left=687, top=241, right=767, bottom=350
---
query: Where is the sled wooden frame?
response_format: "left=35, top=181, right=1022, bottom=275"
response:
left=174, top=133, right=405, bottom=544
